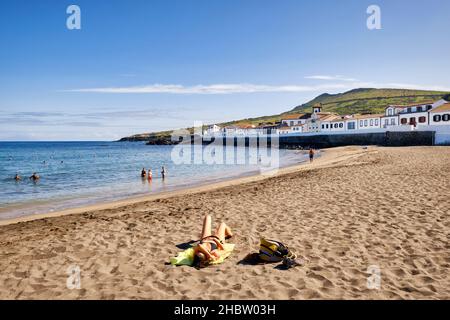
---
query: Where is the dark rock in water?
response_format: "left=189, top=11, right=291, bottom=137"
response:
left=145, top=138, right=179, bottom=145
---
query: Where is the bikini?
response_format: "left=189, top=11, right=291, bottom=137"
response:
left=200, top=235, right=223, bottom=252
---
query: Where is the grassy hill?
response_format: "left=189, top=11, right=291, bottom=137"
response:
left=291, top=88, right=448, bottom=115
left=119, top=88, right=449, bottom=141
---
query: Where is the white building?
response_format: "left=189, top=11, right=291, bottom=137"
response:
left=320, top=115, right=348, bottom=132
left=213, top=98, right=450, bottom=138
left=430, top=103, right=450, bottom=126
left=355, top=114, right=382, bottom=130
left=280, top=114, right=309, bottom=126
left=277, top=124, right=291, bottom=135
left=382, top=100, right=448, bottom=128
left=204, top=124, right=222, bottom=135
left=397, top=102, right=434, bottom=127
left=381, top=105, right=404, bottom=128
left=223, top=124, right=258, bottom=136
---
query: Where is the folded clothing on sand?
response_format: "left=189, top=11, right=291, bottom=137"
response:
left=170, top=243, right=235, bottom=266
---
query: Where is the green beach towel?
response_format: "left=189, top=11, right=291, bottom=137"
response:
left=170, top=243, right=235, bottom=266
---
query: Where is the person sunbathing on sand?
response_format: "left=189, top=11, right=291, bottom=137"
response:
left=194, top=215, right=233, bottom=267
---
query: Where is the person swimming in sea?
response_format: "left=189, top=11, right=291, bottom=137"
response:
left=147, top=169, right=153, bottom=180
left=161, top=166, right=166, bottom=179
left=14, top=174, right=22, bottom=181
left=141, top=168, right=146, bottom=177
left=29, top=172, right=40, bottom=181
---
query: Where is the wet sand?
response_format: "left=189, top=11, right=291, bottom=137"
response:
left=0, top=146, right=449, bottom=299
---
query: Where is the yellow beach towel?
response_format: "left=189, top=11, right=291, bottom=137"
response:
left=170, top=243, right=235, bottom=266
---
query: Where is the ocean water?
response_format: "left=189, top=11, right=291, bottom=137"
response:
left=0, top=141, right=307, bottom=220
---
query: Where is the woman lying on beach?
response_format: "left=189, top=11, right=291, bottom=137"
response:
left=194, top=215, right=233, bottom=266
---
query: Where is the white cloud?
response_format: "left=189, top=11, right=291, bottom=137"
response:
left=67, top=83, right=355, bottom=94
left=65, top=81, right=450, bottom=95
left=305, top=75, right=359, bottom=82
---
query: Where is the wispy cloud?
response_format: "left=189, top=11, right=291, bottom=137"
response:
left=64, top=80, right=450, bottom=95
left=305, top=75, right=359, bottom=82
left=66, top=83, right=355, bottom=94
left=0, top=107, right=196, bottom=128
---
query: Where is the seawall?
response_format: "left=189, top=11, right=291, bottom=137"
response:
left=197, top=131, right=436, bottom=149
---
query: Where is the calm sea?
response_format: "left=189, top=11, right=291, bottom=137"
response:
left=0, top=141, right=307, bottom=220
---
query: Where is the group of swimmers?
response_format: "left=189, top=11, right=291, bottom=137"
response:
left=141, top=166, right=166, bottom=180
left=14, top=172, right=40, bottom=182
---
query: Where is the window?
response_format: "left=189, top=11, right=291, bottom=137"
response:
left=433, top=115, right=441, bottom=122
left=391, top=118, right=395, bottom=125
left=290, top=121, right=294, bottom=126
left=419, top=116, right=426, bottom=123
left=322, top=124, right=325, bottom=129
left=388, top=109, right=393, bottom=116
left=427, top=105, right=432, bottom=110
left=364, top=120, right=368, bottom=127
left=407, top=107, right=412, bottom=113
left=401, top=118, right=408, bottom=125
left=409, top=117, right=416, bottom=125
left=385, top=119, right=389, bottom=125
left=370, top=119, right=374, bottom=126
left=417, top=106, right=422, bottom=112
left=375, top=119, right=379, bottom=126
left=360, top=120, right=363, bottom=127
left=348, top=122, right=355, bottom=130
left=443, top=114, right=450, bottom=122
left=339, top=123, right=344, bottom=128
left=334, top=123, right=339, bottom=128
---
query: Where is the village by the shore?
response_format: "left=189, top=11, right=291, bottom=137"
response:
left=203, top=99, right=450, bottom=145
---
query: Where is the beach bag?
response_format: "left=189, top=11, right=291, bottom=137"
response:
left=259, top=238, right=302, bottom=268
left=258, top=238, right=290, bottom=262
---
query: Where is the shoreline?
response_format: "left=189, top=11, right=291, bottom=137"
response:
left=0, top=146, right=308, bottom=223
left=0, top=147, right=358, bottom=227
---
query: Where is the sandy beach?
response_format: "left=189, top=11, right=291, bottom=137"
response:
left=0, top=146, right=449, bottom=299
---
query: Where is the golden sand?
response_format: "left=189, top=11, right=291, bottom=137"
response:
left=0, top=146, right=449, bottom=299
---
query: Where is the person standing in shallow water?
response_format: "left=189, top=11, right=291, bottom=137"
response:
left=309, top=148, right=315, bottom=163
left=147, top=169, right=153, bottom=181
left=161, top=166, right=166, bottom=179
left=14, top=174, right=21, bottom=181
left=141, top=168, right=146, bottom=177
left=29, top=172, right=40, bottom=181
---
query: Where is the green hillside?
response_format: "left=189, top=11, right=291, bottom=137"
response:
left=119, top=88, right=449, bottom=141
left=217, top=88, right=448, bottom=127
left=291, top=88, right=448, bottom=115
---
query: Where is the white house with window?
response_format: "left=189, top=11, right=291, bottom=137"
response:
left=320, top=115, right=347, bottom=132
left=280, top=114, right=308, bottom=127
left=355, top=114, right=382, bottom=130
left=382, top=106, right=402, bottom=128
left=430, top=103, right=450, bottom=125
left=397, top=103, right=434, bottom=127
left=290, top=124, right=305, bottom=133
left=277, top=124, right=291, bottom=135
left=204, top=124, right=222, bottom=135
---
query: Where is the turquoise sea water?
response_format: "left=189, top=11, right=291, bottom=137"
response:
left=0, top=141, right=306, bottom=220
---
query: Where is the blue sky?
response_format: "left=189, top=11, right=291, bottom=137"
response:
left=1, top=0, right=449, bottom=140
